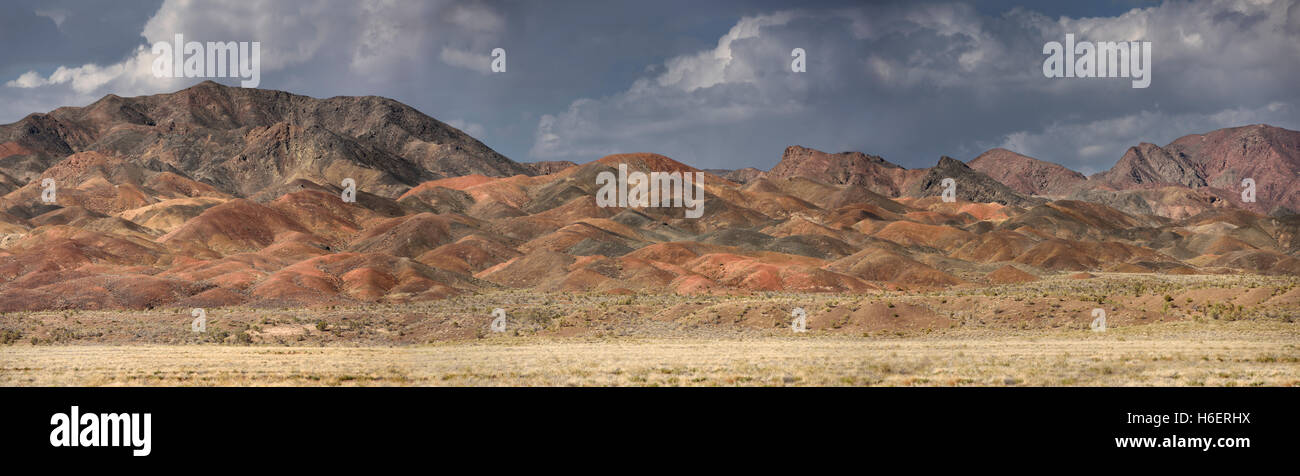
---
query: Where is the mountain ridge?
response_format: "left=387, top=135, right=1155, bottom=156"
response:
left=0, top=84, right=1294, bottom=311
left=0, top=81, right=532, bottom=202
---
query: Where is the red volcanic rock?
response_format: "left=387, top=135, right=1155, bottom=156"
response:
left=416, top=234, right=522, bottom=274
left=0, top=151, right=227, bottom=218
left=540, top=255, right=679, bottom=293
left=0, top=273, right=203, bottom=312
left=0, top=81, right=531, bottom=203
left=675, top=251, right=869, bottom=293
left=249, top=252, right=475, bottom=306
left=1209, top=250, right=1300, bottom=275
left=672, top=274, right=719, bottom=295
left=404, top=174, right=499, bottom=193
left=765, top=145, right=920, bottom=196
left=615, top=257, right=688, bottom=288
left=967, top=148, right=1085, bottom=197
left=1013, top=238, right=1169, bottom=272
left=826, top=247, right=963, bottom=287
left=1067, top=186, right=1236, bottom=220
left=518, top=219, right=645, bottom=256
left=1092, top=142, right=1206, bottom=189
left=903, top=156, right=1042, bottom=208
left=270, top=190, right=385, bottom=244
left=733, top=185, right=823, bottom=219
left=721, top=167, right=763, bottom=184
left=871, top=221, right=975, bottom=252
left=952, top=230, right=1037, bottom=263
left=0, top=227, right=168, bottom=276
left=624, top=242, right=708, bottom=263
left=1091, top=124, right=1300, bottom=213
left=999, top=200, right=1149, bottom=241
left=0, top=141, right=36, bottom=160
left=986, top=264, right=1039, bottom=284
left=476, top=250, right=577, bottom=289
left=526, top=161, right=578, bottom=175
left=340, top=267, right=398, bottom=301
left=594, top=152, right=704, bottom=175
left=0, top=84, right=1295, bottom=311
left=348, top=212, right=466, bottom=258
left=159, top=199, right=315, bottom=254
left=118, top=197, right=227, bottom=233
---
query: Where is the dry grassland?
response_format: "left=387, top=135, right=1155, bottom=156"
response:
left=3, top=321, right=1295, bottom=386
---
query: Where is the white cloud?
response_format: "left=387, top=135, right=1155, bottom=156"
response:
left=4, top=0, right=504, bottom=105
left=3, top=0, right=1297, bottom=175
left=531, top=0, right=1300, bottom=170
left=6, top=71, right=48, bottom=88
left=5, top=45, right=174, bottom=100
left=527, top=3, right=1031, bottom=160
left=655, top=11, right=796, bottom=92
left=529, top=11, right=812, bottom=160
left=438, top=47, right=487, bottom=73
left=350, top=0, right=502, bottom=73
left=44, top=63, right=126, bottom=93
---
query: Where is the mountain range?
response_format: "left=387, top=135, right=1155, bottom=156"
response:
left=0, top=81, right=1295, bottom=311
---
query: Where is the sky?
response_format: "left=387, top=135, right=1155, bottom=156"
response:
left=2, top=0, right=1299, bottom=174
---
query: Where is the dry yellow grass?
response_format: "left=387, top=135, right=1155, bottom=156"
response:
left=3, top=321, right=1295, bottom=386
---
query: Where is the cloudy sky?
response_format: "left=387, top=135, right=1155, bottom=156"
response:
left=3, top=0, right=1299, bottom=174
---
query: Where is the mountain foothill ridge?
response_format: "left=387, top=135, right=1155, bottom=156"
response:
left=0, top=81, right=1295, bottom=311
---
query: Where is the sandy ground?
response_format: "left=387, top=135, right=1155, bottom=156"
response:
left=3, top=321, right=1295, bottom=386
left=3, top=275, right=1296, bottom=386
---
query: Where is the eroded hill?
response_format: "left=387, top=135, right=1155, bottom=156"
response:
left=0, top=83, right=1296, bottom=311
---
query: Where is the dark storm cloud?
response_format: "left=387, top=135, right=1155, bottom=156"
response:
left=531, top=1, right=1300, bottom=172
left=2, top=0, right=1298, bottom=175
left=0, top=0, right=161, bottom=77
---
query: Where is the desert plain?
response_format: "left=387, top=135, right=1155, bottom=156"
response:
left=4, top=273, right=1296, bottom=386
